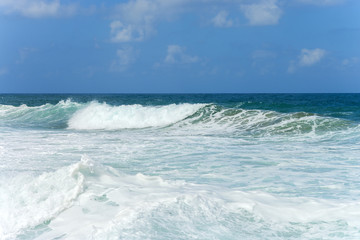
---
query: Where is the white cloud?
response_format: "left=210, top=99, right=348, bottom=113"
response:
left=296, top=0, right=345, bottom=6
left=110, top=46, right=138, bottom=72
left=0, top=0, right=77, bottom=18
left=341, top=57, right=359, bottom=68
left=0, top=67, right=7, bottom=76
left=298, top=48, right=326, bottom=66
left=109, top=0, right=287, bottom=42
left=17, top=47, right=37, bottom=64
left=288, top=48, right=327, bottom=73
left=252, top=50, right=277, bottom=60
left=212, top=10, right=233, bottom=28
left=287, top=61, right=297, bottom=73
left=240, top=0, right=282, bottom=26
left=110, top=21, right=144, bottom=42
left=165, top=45, right=199, bottom=64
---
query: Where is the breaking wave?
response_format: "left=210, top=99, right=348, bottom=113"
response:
left=0, top=100, right=356, bottom=136
left=67, top=102, right=206, bottom=130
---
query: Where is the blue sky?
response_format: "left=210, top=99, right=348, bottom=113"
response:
left=0, top=0, right=359, bottom=93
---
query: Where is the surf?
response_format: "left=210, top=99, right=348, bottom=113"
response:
left=2, top=156, right=360, bottom=240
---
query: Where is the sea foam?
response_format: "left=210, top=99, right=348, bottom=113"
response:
left=0, top=157, right=88, bottom=240
left=2, top=156, right=359, bottom=239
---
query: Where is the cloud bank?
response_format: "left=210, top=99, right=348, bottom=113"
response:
left=109, top=0, right=286, bottom=43
left=110, top=0, right=185, bottom=43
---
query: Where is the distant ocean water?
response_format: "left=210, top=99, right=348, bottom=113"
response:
left=1, top=93, right=360, bottom=239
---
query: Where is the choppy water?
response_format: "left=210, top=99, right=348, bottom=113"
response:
left=1, top=94, right=360, bottom=239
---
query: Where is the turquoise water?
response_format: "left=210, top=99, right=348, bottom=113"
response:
left=1, top=94, right=360, bottom=239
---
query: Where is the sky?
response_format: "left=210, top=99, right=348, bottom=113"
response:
left=0, top=0, right=359, bottom=93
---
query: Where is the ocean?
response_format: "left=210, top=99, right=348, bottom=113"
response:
left=1, top=93, right=360, bottom=239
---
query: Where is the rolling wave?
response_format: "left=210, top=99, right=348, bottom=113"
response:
left=179, top=105, right=354, bottom=136
left=0, top=100, right=356, bottom=135
left=0, top=99, right=79, bottom=129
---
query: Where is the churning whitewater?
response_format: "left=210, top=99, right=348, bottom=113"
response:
left=1, top=94, right=360, bottom=239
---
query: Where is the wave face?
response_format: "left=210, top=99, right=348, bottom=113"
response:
left=178, top=104, right=354, bottom=136
left=0, top=99, right=79, bottom=129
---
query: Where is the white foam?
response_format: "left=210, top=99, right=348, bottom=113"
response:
left=2, top=155, right=360, bottom=239
left=0, top=156, right=91, bottom=240
left=0, top=156, right=351, bottom=239
left=68, top=102, right=205, bottom=130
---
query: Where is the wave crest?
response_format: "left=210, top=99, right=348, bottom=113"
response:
left=67, top=102, right=206, bottom=130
